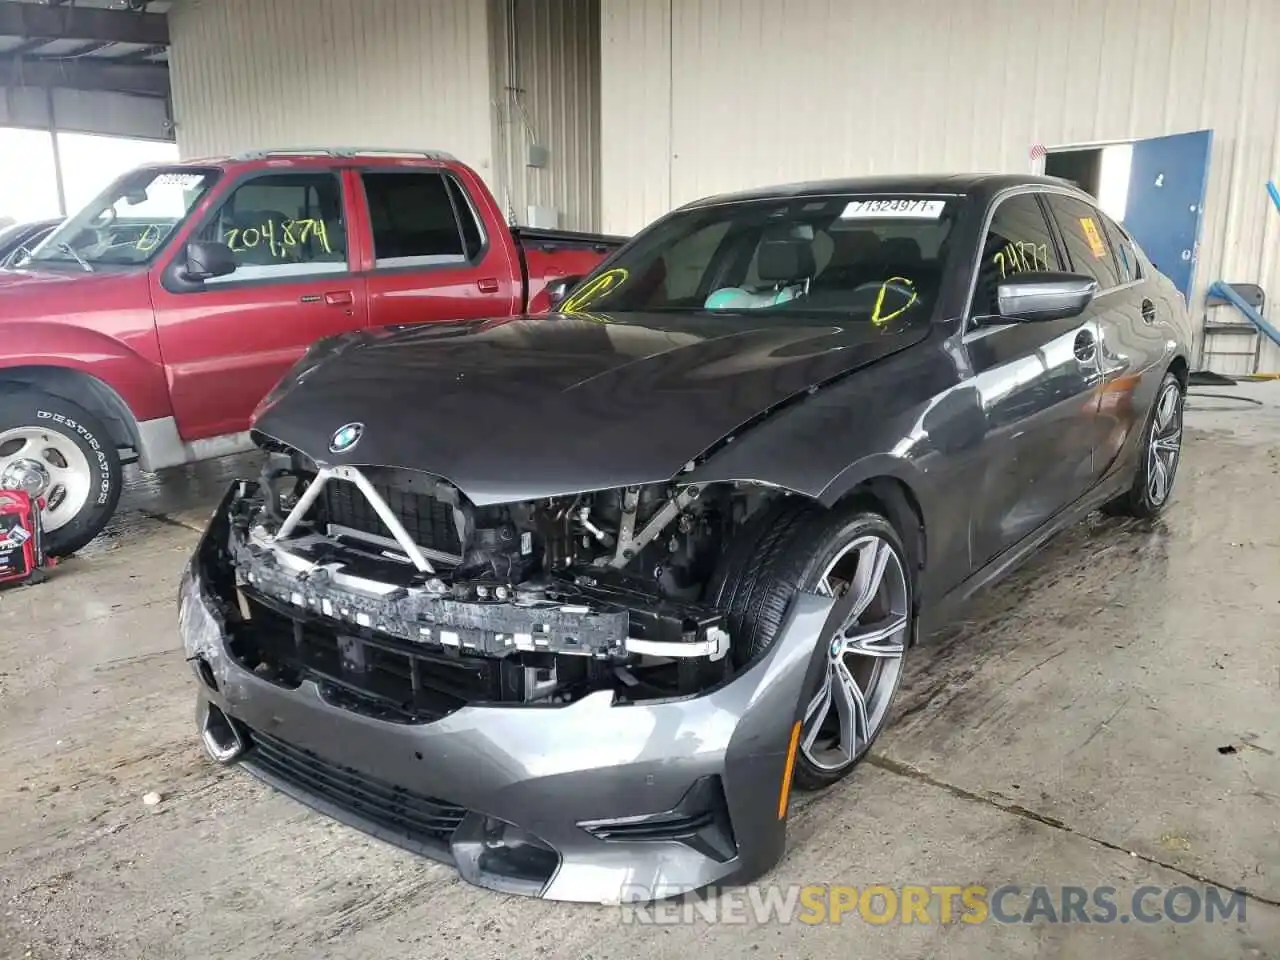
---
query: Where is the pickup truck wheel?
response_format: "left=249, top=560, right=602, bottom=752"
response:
left=0, top=389, right=122, bottom=556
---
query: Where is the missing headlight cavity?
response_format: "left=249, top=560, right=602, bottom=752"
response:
left=207, top=457, right=794, bottom=720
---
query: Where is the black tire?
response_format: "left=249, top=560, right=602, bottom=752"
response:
left=1101, top=370, right=1184, bottom=520
left=708, top=497, right=914, bottom=791
left=0, top=389, right=123, bottom=556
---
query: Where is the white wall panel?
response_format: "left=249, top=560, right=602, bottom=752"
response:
left=169, top=0, right=495, bottom=179
left=490, top=0, right=601, bottom=231
left=599, top=0, right=669, bottom=236
left=602, top=0, right=1280, bottom=372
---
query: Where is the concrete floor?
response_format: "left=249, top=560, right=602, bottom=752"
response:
left=2, top=381, right=1278, bottom=959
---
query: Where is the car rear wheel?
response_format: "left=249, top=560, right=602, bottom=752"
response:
left=0, top=389, right=122, bottom=556
left=708, top=500, right=913, bottom=791
left=1102, top=371, right=1184, bottom=520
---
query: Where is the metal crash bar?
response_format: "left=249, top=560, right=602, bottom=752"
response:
left=272, top=465, right=436, bottom=574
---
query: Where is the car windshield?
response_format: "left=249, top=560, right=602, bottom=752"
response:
left=561, top=194, right=960, bottom=324
left=22, top=167, right=220, bottom=269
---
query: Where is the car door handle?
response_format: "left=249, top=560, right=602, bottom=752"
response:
left=1141, top=298, right=1157, bottom=324
left=476, top=277, right=500, bottom=293
left=323, top=290, right=354, bottom=306
left=1073, top=329, right=1097, bottom=363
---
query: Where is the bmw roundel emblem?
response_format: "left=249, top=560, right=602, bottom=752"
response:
left=329, top=422, right=364, bottom=454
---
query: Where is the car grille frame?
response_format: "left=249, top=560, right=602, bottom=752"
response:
left=229, top=588, right=512, bottom=724
left=240, top=727, right=468, bottom=860
left=320, top=476, right=463, bottom=557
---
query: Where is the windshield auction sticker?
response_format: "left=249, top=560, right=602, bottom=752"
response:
left=841, top=198, right=946, bottom=219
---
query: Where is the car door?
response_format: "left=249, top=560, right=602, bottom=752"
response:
left=963, top=190, right=1105, bottom=567
left=151, top=168, right=369, bottom=441
left=1041, top=193, right=1157, bottom=482
left=356, top=169, right=519, bottom=327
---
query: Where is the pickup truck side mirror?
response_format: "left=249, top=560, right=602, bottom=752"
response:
left=546, top=274, right=583, bottom=309
left=184, top=241, right=237, bottom=282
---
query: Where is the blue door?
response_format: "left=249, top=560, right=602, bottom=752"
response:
left=1121, top=130, right=1213, bottom=302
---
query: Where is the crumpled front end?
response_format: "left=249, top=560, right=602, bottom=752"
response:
left=180, top=476, right=838, bottom=903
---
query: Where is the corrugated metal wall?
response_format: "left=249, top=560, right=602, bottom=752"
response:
left=601, top=0, right=1280, bottom=373
left=489, top=0, right=601, bottom=231
left=168, top=0, right=495, bottom=176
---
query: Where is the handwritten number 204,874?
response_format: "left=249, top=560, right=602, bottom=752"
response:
left=225, top=218, right=333, bottom=258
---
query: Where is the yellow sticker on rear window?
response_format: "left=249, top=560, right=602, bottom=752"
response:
left=1079, top=217, right=1108, bottom=259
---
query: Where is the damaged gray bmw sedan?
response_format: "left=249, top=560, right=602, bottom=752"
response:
left=179, top=174, right=1191, bottom=903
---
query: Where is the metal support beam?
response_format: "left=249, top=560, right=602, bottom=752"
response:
left=0, top=4, right=168, bottom=46
left=7, top=38, right=52, bottom=56
left=47, top=86, right=67, bottom=217
left=0, top=56, right=168, bottom=97
left=112, top=43, right=168, bottom=65
left=61, top=40, right=118, bottom=58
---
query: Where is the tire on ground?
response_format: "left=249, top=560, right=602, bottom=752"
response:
left=707, top=496, right=914, bottom=790
left=0, top=388, right=123, bottom=556
left=1101, top=369, right=1184, bottom=520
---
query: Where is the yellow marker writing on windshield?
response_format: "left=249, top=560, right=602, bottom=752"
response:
left=871, top=276, right=918, bottom=326
left=134, top=224, right=163, bottom=253
left=560, top=267, right=629, bottom=314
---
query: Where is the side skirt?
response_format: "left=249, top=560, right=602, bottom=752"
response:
left=918, top=467, right=1133, bottom=642
left=135, top=416, right=255, bottom=472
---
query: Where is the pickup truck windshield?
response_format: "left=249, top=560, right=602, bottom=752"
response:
left=24, top=167, right=220, bottom=269
left=561, top=194, right=959, bottom=324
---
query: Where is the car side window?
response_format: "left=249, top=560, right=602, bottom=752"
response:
left=1101, top=214, right=1142, bottom=284
left=361, top=172, right=484, bottom=268
left=196, top=172, right=348, bottom=283
left=1042, top=194, right=1122, bottom=290
left=972, top=193, right=1064, bottom=319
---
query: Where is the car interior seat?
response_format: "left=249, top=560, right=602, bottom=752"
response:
left=704, top=229, right=816, bottom=310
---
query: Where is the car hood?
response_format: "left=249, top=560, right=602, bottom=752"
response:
left=252, top=311, right=928, bottom=505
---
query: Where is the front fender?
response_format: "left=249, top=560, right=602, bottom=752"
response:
left=0, top=321, right=170, bottom=421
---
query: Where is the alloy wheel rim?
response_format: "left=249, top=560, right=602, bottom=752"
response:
left=1147, top=381, right=1183, bottom=507
left=802, top=534, right=909, bottom=771
left=0, top=426, right=92, bottom=532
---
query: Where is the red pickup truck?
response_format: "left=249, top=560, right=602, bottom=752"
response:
left=0, top=147, right=623, bottom=555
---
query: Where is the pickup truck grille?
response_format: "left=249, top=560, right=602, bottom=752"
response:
left=320, top=478, right=462, bottom=556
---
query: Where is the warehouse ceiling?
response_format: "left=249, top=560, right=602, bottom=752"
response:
left=0, top=0, right=169, bottom=98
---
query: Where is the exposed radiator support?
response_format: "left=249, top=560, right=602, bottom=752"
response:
left=271, top=465, right=436, bottom=574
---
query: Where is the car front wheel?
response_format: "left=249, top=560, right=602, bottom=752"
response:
left=709, top=500, right=913, bottom=791
left=0, top=389, right=123, bottom=556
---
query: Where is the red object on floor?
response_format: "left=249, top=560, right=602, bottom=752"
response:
left=0, top=489, right=49, bottom=587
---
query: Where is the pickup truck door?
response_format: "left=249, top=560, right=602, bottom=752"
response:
left=150, top=168, right=368, bottom=441
left=353, top=168, right=520, bottom=327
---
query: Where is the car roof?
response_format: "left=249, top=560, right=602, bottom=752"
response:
left=684, top=173, right=1080, bottom=209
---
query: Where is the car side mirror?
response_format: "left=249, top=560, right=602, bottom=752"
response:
left=546, top=274, right=583, bottom=309
left=184, top=240, right=237, bottom=282
left=997, top=271, right=1098, bottom=322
